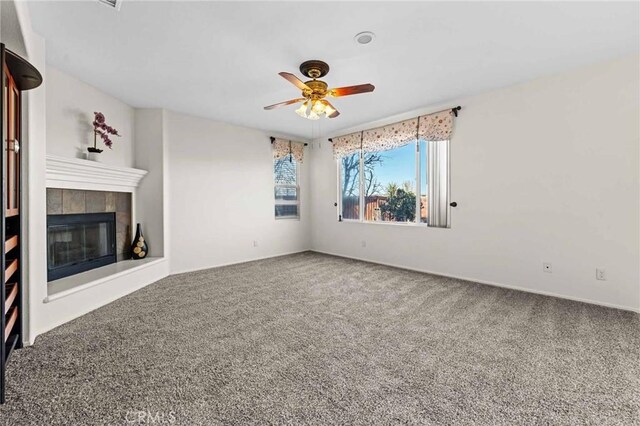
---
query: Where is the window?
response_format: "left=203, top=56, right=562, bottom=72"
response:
left=274, top=157, right=299, bottom=219
left=340, top=153, right=360, bottom=220
left=334, top=110, right=455, bottom=226
left=338, top=138, right=450, bottom=227
left=364, top=143, right=416, bottom=223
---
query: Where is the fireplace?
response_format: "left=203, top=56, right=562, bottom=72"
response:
left=47, top=213, right=117, bottom=281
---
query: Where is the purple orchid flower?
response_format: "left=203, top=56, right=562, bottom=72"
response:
left=92, top=111, right=120, bottom=150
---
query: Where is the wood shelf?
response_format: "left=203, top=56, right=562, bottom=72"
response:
left=4, top=236, right=17, bottom=254
left=2, top=43, right=37, bottom=404
left=4, top=283, right=17, bottom=315
left=4, top=307, right=17, bottom=343
left=4, top=260, right=17, bottom=284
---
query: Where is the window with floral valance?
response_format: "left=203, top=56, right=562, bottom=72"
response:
left=332, top=108, right=457, bottom=228
left=272, top=138, right=305, bottom=163
left=272, top=138, right=305, bottom=219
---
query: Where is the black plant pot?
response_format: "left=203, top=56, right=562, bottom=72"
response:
left=131, top=223, right=148, bottom=260
left=87, top=147, right=103, bottom=153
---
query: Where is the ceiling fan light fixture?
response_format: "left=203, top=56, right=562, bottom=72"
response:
left=307, top=110, right=320, bottom=120
left=295, top=102, right=309, bottom=118
left=324, top=103, right=336, bottom=117
left=311, top=100, right=326, bottom=114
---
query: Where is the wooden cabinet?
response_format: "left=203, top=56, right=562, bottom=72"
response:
left=5, top=68, right=19, bottom=217
left=0, top=44, right=42, bottom=404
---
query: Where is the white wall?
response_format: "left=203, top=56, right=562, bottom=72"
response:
left=165, top=110, right=310, bottom=274
left=46, top=66, right=135, bottom=167
left=134, top=108, right=168, bottom=258
left=309, top=54, right=640, bottom=312
left=1, top=0, right=26, bottom=57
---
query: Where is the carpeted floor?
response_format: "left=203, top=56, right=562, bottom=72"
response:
left=1, top=252, right=638, bottom=425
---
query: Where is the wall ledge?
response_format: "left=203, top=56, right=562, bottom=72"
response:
left=45, top=257, right=166, bottom=303
left=46, top=154, right=148, bottom=192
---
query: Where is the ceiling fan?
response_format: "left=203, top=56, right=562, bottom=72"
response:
left=264, top=60, right=375, bottom=120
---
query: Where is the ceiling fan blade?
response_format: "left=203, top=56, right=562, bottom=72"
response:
left=328, top=83, right=375, bottom=97
left=263, top=98, right=306, bottom=110
left=279, top=72, right=311, bottom=91
left=322, top=100, right=340, bottom=118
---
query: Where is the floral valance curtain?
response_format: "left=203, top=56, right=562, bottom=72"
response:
left=273, top=138, right=305, bottom=163
left=331, top=132, right=362, bottom=159
left=361, top=117, right=420, bottom=153
left=332, top=109, right=454, bottom=158
left=418, top=110, right=454, bottom=141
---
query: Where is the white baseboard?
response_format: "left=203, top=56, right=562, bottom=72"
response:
left=170, top=249, right=311, bottom=276
left=311, top=250, right=640, bottom=314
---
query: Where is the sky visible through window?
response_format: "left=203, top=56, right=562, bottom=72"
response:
left=368, top=143, right=426, bottom=195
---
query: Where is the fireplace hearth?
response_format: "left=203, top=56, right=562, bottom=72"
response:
left=47, top=213, right=117, bottom=281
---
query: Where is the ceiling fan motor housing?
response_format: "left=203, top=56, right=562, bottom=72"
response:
left=300, top=60, right=330, bottom=79
left=303, top=80, right=329, bottom=100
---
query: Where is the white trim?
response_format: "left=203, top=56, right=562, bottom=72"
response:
left=358, top=150, right=364, bottom=221
left=415, top=140, right=421, bottom=223
left=46, top=154, right=148, bottom=192
left=44, top=257, right=166, bottom=303
left=337, top=160, right=341, bottom=219
left=310, top=250, right=640, bottom=313
left=170, top=250, right=310, bottom=276
left=350, top=219, right=421, bottom=227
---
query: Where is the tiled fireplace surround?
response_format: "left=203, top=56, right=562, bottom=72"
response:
left=46, top=189, right=132, bottom=261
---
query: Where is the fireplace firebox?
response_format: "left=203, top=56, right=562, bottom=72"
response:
left=47, top=212, right=117, bottom=281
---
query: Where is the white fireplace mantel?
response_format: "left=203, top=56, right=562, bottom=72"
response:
left=46, top=155, right=148, bottom=192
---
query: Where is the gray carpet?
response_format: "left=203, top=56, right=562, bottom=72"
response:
left=1, top=252, right=638, bottom=425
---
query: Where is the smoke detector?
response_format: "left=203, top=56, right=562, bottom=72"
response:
left=98, top=0, right=123, bottom=11
left=354, top=31, right=375, bottom=45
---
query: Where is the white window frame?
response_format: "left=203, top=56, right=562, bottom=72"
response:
left=337, top=152, right=363, bottom=222
left=274, top=157, right=300, bottom=220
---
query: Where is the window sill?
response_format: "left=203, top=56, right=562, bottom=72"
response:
left=275, top=216, right=300, bottom=221
left=339, top=219, right=437, bottom=228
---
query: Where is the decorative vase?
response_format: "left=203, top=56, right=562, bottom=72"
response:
left=89, top=131, right=104, bottom=152
left=87, top=131, right=103, bottom=161
left=131, top=224, right=148, bottom=260
left=86, top=150, right=101, bottom=162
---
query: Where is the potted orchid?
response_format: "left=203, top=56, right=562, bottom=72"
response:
left=89, top=111, right=120, bottom=156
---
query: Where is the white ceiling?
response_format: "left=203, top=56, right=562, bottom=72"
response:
left=28, top=1, right=639, bottom=140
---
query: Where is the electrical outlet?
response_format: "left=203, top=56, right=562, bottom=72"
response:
left=543, top=262, right=552, bottom=273
left=361, top=240, right=366, bottom=248
left=253, top=240, right=258, bottom=247
left=596, top=269, right=606, bottom=281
